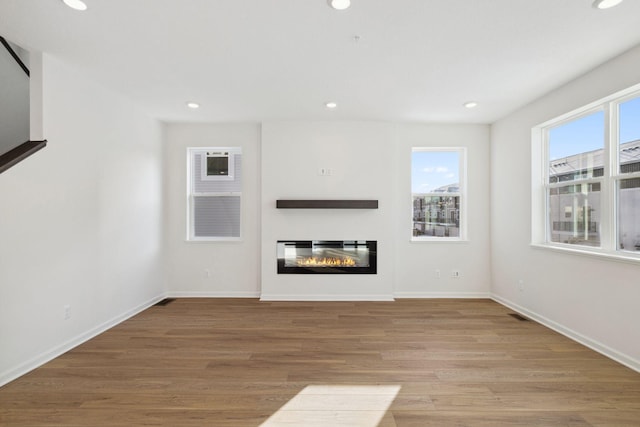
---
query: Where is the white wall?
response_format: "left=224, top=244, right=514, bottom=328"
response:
left=491, top=45, right=640, bottom=371
left=0, top=54, right=165, bottom=385
left=164, top=123, right=261, bottom=297
left=394, top=124, right=491, bottom=297
left=259, top=121, right=491, bottom=300
left=261, top=121, right=396, bottom=300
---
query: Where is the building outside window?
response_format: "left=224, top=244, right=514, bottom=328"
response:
left=411, top=148, right=466, bottom=241
left=617, top=95, right=640, bottom=251
left=535, top=86, right=640, bottom=256
left=547, top=110, right=604, bottom=247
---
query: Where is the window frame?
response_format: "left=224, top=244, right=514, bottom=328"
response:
left=532, top=83, right=640, bottom=262
left=544, top=107, right=607, bottom=249
left=411, top=147, right=468, bottom=242
left=186, top=147, right=242, bottom=242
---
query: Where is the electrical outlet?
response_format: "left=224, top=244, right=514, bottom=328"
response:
left=518, top=279, right=525, bottom=291
left=435, top=269, right=441, bottom=279
left=64, top=305, right=71, bottom=320
left=318, top=167, right=332, bottom=176
left=204, top=268, right=211, bottom=278
left=451, top=270, right=460, bottom=279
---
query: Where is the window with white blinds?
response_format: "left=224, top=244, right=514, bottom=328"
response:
left=187, top=147, right=242, bottom=241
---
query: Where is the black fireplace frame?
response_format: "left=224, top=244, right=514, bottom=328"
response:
left=277, top=240, right=377, bottom=274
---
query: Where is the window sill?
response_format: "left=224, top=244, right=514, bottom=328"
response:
left=411, top=237, right=469, bottom=243
left=186, top=237, right=243, bottom=243
left=530, top=243, right=640, bottom=265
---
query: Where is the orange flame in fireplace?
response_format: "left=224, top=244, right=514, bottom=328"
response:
left=297, top=257, right=357, bottom=267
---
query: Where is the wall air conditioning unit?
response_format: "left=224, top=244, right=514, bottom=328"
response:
left=201, top=150, right=235, bottom=181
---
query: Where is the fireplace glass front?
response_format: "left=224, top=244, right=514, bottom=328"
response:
left=277, top=240, right=377, bottom=274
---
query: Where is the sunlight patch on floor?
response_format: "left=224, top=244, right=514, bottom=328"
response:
left=260, top=385, right=401, bottom=427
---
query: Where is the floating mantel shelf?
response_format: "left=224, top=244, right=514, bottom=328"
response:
left=276, top=199, right=378, bottom=209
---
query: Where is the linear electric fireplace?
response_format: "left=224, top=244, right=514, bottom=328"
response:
left=277, top=240, right=377, bottom=274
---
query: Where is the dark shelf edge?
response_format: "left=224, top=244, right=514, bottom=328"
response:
left=276, top=200, right=378, bottom=209
left=0, top=140, right=48, bottom=174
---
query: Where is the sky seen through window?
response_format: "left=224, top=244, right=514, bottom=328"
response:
left=549, top=96, right=640, bottom=160
left=412, top=150, right=460, bottom=193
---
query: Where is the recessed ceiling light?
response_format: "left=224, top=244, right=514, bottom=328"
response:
left=592, top=0, right=624, bottom=9
left=186, top=102, right=200, bottom=109
left=325, top=102, right=338, bottom=109
left=62, top=0, right=88, bottom=11
left=464, top=101, right=478, bottom=109
left=329, top=0, right=351, bottom=11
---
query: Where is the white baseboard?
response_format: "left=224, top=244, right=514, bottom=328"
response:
left=394, top=291, right=491, bottom=299
left=491, top=294, right=640, bottom=373
left=260, top=294, right=395, bottom=301
left=0, top=293, right=165, bottom=387
left=167, top=291, right=261, bottom=298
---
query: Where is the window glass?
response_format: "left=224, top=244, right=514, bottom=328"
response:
left=413, top=195, right=460, bottom=237
left=548, top=183, right=601, bottom=247
left=618, top=178, right=640, bottom=252
left=411, top=149, right=463, bottom=239
left=546, top=112, right=604, bottom=248
left=619, top=96, right=640, bottom=174
left=411, top=151, right=459, bottom=193
left=548, top=111, right=605, bottom=183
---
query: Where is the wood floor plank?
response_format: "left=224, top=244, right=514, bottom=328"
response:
left=1, top=298, right=639, bottom=426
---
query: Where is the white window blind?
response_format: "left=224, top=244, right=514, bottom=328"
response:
left=187, top=147, right=242, bottom=240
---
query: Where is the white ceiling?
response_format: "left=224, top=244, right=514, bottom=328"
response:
left=2, top=0, right=640, bottom=124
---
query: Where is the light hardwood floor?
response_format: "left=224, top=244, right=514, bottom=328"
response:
left=1, top=299, right=639, bottom=426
